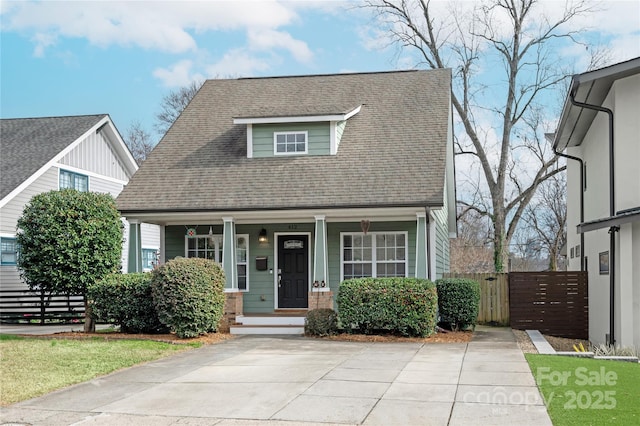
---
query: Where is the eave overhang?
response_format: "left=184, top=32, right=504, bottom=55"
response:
left=577, top=207, right=640, bottom=234
left=233, top=105, right=361, bottom=125
left=553, top=57, right=640, bottom=152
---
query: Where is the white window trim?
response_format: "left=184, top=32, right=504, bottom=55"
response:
left=141, top=248, right=158, bottom=272
left=340, top=231, right=409, bottom=282
left=59, top=168, right=89, bottom=191
left=184, top=233, right=250, bottom=292
left=0, top=236, right=18, bottom=266
left=273, top=131, right=308, bottom=156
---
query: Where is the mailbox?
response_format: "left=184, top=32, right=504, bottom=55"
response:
left=255, top=256, right=268, bottom=271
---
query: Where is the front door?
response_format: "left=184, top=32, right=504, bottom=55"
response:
left=278, top=235, right=308, bottom=308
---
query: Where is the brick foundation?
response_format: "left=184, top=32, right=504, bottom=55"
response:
left=308, top=290, right=334, bottom=310
left=219, top=291, right=243, bottom=332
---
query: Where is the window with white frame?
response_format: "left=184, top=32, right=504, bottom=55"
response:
left=1, top=237, right=17, bottom=266
left=342, top=232, right=407, bottom=280
left=185, top=234, right=249, bottom=290
left=274, top=131, right=307, bottom=155
left=142, top=248, right=158, bottom=271
left=59, top=169, right=88, bottom=192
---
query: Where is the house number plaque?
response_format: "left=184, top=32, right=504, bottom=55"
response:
left=284, top=240, right=304, bottom=249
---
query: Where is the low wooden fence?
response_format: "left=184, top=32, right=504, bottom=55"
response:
left=441, top=273, right=510, bottom=325
left=0, top=290, right=85, bottom=324
left=509, top=272, right=588, bottom=339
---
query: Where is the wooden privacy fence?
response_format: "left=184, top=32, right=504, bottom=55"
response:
left=441, top=273, right=510, bottom=325
left=0, top=290, right=85, bottom=324
left=509, top=272, right=588, bottom=340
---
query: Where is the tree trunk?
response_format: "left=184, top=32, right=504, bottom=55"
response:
left=84, top=298, right=95, bottom=333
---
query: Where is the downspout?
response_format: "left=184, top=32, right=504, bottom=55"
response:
left=553, top=148, right=585, bottom=271
left=426, top=208, right=432, bottom=280
left=569, top=88, right=617, bottom=345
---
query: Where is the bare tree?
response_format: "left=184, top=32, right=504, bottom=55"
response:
left=450, top=207, right=494, bottom=273
left=365, top=0, right=593, bottom=271
left=521, top=171, right=567, bottom=271
left=124, top=120, right=155, bottom=165
left=155, top=80, right=203, bottom=135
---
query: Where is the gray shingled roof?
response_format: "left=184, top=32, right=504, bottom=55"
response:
left=0, top=114, right=107, bottom=200
left=117, top=70, right=451, bottom=212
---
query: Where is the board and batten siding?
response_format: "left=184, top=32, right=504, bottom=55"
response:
left=251, top=122, right=331, bottom=157
left=59, top=130, right=130, bottom=182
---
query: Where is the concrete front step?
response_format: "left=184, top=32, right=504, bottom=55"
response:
left=230, top=324, right=305, bottom=335
left=235, top=315, right=305, bottom=326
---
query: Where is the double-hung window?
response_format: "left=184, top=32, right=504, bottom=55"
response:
left=141, top=249, right=158, bottom=271
left=1, top=237, right=17, bottom=266
left=60, top=169, right=88, bottom=192
left=274, top=131, right=307, bottom=155
left=342, top=232, right=407, bottom=280
left=186, top=234, right=249, bottom=290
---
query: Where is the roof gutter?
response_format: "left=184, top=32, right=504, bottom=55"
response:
left=569, top=83, right=617, bottom=345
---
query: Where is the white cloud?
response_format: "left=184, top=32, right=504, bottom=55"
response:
left=1, top=0, right=302, bottom=55
left=205, top=48, right=272, bottom=77
left=248, top=28, right=313, bottom=64
left=153, top=59, right=205, bottom=87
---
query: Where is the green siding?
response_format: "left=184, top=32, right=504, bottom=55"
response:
left=252, top=123, right=330, bottom=157
left=433, top=182, right=451, bottom=278
left=164, top=221, right=419, bottom=314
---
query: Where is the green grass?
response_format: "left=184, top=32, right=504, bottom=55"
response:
left=0, top=334, right=200, bottom=405
left=526, top=354, right=640, bottom=425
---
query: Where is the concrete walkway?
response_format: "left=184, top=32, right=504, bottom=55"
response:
left=0, top=326, right=551, bottom=425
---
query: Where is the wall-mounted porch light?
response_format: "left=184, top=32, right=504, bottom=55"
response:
left=258, top=228, right=268, bottom=243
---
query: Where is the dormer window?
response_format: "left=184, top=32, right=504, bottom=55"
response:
left=275, top=132, right=307, bottom=155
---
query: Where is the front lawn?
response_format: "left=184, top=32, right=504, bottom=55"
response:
left=526, top=354, right=640, bottom=425
left=0, top=334, right=199, bottom=405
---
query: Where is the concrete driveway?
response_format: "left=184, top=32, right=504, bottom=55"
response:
left=1, top=326, right=551, bottom=425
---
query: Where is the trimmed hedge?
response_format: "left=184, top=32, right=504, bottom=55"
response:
left=435, top=278, right=481, bottom=331
left=305, top=309, right=338, bottom=336
left=88, top=273, right=167, bottom=333
left=337, top=277, right=437, bottom=337
left=151, top=257, right=226, bottom=338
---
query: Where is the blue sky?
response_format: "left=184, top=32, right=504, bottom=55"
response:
left=1, top=0, right=639, bottom=144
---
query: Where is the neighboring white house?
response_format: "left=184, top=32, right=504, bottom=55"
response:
left=553, top=57, right=640, bottom=348
left=0, top=115, right=160, bottom=298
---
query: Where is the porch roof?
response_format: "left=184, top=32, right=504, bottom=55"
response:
left=117, top=70, right=452, bottom=214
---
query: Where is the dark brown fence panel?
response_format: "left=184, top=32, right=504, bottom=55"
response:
left=0, top=290, right=85, bottom=324
left=509, top=272, right=588, bottom=339
left=442, top=273, right=510, bottom=325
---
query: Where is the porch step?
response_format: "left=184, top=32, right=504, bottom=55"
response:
left=230, top=324, right=305, bottom=335
left=235, top=315, right=305, bottom=326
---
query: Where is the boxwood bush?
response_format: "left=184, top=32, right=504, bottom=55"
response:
left=305, top=308, right=338, bottom=336
left=88, top=273, right=167, bottom=333
left=435, top=278, right=481, bottom=331
left=151, top=257, right=226, bottom=338
left=337, top=277, right=437, bottom=337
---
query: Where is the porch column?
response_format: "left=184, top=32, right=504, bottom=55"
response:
left=222, top=217, right=237, bottom=290
left=415, top=213, right=428, bottom=279
left=127, top=219, right=142, bottom=273
left=313, top=215, right=329, bottom=289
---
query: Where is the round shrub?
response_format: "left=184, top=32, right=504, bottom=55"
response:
left=305, top=309, right=338, bottom=336
left=337, top=277, right=438, bottom=337
left=88, top=273, right=167, bottom=334
left=151, top=257, right=226, bottom=338
left=435, top=278, right=481, bottom=331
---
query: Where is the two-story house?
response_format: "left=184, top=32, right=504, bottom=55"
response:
left=117, top=70, right=456, bottom=333
left=553, top=57, right=640, bottom=348
left=0, top=115, right=160, bottom=320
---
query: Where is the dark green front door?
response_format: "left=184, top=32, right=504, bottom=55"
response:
left=278, top=235, right=308, bottom=308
